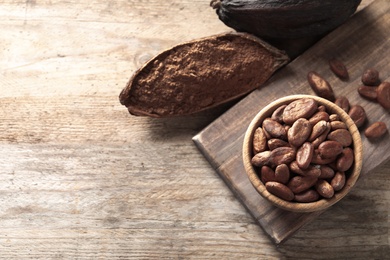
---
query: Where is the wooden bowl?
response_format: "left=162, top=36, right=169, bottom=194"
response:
left=242, top=95, right=363, bottom=212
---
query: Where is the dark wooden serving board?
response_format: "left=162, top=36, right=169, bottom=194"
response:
left=193, top=0, right=390, bottom=245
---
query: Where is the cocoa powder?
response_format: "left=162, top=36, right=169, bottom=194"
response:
left=119, top=33, right=288, bottom=117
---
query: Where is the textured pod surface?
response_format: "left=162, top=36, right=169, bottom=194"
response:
left=119, top=33, right=288, bottom=118
left=211, top=0, right=362, bottom=39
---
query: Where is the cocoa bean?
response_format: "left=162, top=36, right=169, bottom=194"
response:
left=348, top=105, right=367, bottom=128
left=253, top=127, right=268, bottom=153
left=361, top=68, right=380, bottom=86
left=307, top=71, right=335, bottom=101
left=331, top=171, right=346, bottom=191
left=358, top=86, right=378, bottom=101
left=265, top=182, right=294, bottom=201
left=329, top=59, right=349, bottom=81
left=288, top=118, right=312, bottom=147
left=336, top=147, right=354, bottom=172
left=315, top=179, right=334, bottom=199
left=309, top=111, right=330, bottom=126
left=260, top=166, right=276, bottom=183
left=309, top=120, right=329, bottom=142
left=377, top=82, right=390, bottom=109
left=271, top=104, right=287, bottom=123
left=296, top=142, right=314, bottom=170
left=311, top=150, right=337, bottom=165
left=318, top=140, right=343, bottom=159
left=267, top=138, right=290, bottom=150
left=334, top=96, right=350, bottom=113
left=294, top=189, right=320, bottom=203
left=262, top=118, right=287, bottom=140
left=319, top=165, right=335, bottom=179
left=327, top=129, right=353, bottom=147
left=288, top=176, right=318, bottom=194
left=364, top=121, right=388, bottom=139
left=330, top=121, right=348, bottom=130
left=289, top=161, right=321, bottom=178
left=275, top=164, right=290, bottom=184
left=329, top=114, right=340, bottom=122
left=251, top=151, right=271, bottom=167
left=283, top=98, right=318, bottom=125
left=269, top=147, right=296, bottom=167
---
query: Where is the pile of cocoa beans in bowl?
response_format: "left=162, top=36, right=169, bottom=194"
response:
left=251, top=98, right=354, bottom=203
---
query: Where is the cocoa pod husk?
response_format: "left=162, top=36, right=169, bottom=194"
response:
left=119, top=33, right=289, bottom=118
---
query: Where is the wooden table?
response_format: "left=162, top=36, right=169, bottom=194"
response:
left=1, top=0, right=388, bottom=259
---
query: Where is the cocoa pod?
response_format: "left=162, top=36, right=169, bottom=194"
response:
left=119, top=33, right=288, bottom=117
left=211, top=0, right=362, bottom=39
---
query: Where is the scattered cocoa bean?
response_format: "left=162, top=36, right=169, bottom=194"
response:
left=329, top=59, right=349, bottom=81
left=358, top=85, right=378, bottom=101
left=361, top=68, right=380, bottom=86
left=334, top=96, right=350, bottom=113
left=377, top=82, right=390, bottom=109
left=307, top=71, right=335, bottom=101
left=348, top=105, right=367, bottom=128
left=364, top=121, right=388, bottom=139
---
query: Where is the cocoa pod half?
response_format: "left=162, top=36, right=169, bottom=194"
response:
left=119, top=33, right=288, bottom=118
left=211, top=0, right=362, bottom=40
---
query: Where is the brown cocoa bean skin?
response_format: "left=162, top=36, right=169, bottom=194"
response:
left=361, top=68, right=380, bottom=86
left=288, top=118, right=312, bottom=147
left=327, top=129, right=353, bottom=147
left=253, top=127, right=268, bottom=153
left=336, top=147, right=354, bottom=172
left=296, top=142, right=314, bottom=170
left=364, top=121, right=388, bottom=139
left=329, top=114, right=340, bottom=122
left=288, top=176, right=318, bottom=194
left=309, top=111, right=330, bottom=126
left=330, top=121, right=348, bottom=130
left=318, top=140, right=343, bottom=158
left=267, top=138, right=290, bottom=150
left=283, top=98, right=318, bottom=125
left=311, top=150, right=337, bottom=165
left=294, top=189, right=320, bottom=203
left=290, top=161, right=321, bottom=178
left=319, top=165, right=335, bottom=179
left=265, top=182, right=294, bottom=201
left=269, top=147, right=296, bottom=167
left=348, top=105, right=367, bottom=128
left=331, top=171, right=346, bottom=191
left=334, top=96, right=350, bottom=113
left=358, top=86, right=378, bottom=101
left=260, top=166, right=276, bottom=183
left=377, top=82, right=390, bottom=109
left=251, top=151, right=271, bottom=167
left=275, top=164, right=290, bottom=184
left=271, top=105, right=287, bottom=123
left=309, top=120, right=329, bottom=142
left=307, top=71, right=335, bottom=101
left=262, top=118, right=287, bottom=140
left=329, top=59, right=349, bottom=81
left=315, top=179, right=335, bottom=198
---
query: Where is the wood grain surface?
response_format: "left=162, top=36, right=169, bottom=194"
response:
left=1, top=0, right=388, bottom=259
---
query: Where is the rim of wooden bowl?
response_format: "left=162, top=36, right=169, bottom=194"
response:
left=242, top=94, right=363, bottom=213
